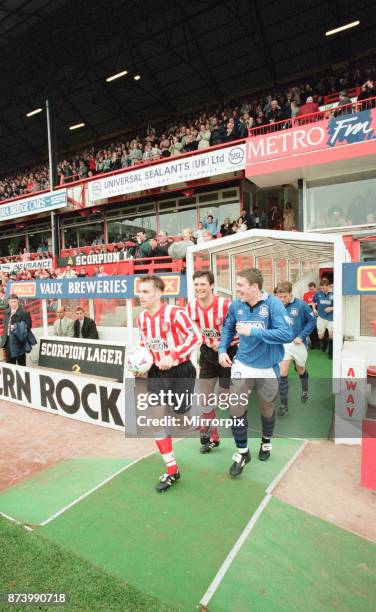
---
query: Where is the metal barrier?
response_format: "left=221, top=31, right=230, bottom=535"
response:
left=248, top=95, right=376, bottom=138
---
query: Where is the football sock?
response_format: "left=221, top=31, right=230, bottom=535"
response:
left=155, top=434, right=177, bottom=475
left=261, top=412, right=275, bottom=438
left=200, top=408, right=220, bottom=442
left=231, top=413, right=248, bottom=452
left=299, top=370, right=309, bottom=392
left=279, top=375, right=288, bottom=405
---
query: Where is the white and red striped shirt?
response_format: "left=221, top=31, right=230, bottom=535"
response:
left=188, top=295, right=237, bottom=348
left=137, top=303, right=202, bottom=367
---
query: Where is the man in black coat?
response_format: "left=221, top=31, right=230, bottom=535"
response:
left=1, top=293, right=32, bottom=365
left=73, top=307, right=99, bottom=339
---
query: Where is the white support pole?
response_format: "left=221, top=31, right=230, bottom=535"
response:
left=42, top=299, right=48, bottom=336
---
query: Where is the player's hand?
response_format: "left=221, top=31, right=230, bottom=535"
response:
left=324, top=307, right=333, bottom=313
left=293, top=337, right=303, bottom=345
left=212, top=340, right=220, bottom=352
left=158, top=355, right=174, bottom=370
left=236, top=322, right=252, bottom=336
left=219, top=353, right=232, bottom=368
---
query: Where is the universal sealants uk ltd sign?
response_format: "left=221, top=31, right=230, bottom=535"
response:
left=88, top=144, right=246, bottom=200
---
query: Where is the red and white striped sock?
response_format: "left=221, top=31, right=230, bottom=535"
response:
left=201, top=409, right=219, bottom=442
left=155, top=435, right=178, bottom=475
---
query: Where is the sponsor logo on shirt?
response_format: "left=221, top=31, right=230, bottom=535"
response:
left=243, top=320, right=265, bottom=329
left=203, top=328, right=221, bottom=338
left=284, top=315, right=293, bottom=325
left=258, top=305, right=269, bottom=318
left=146, top=338, right=169, bottom=351
left=290, top=308, right=298, bottom=317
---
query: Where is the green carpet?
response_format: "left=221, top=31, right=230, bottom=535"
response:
left=0, top=516, right=172, bottom=612
left=40, top=438, right=301, bottom=610
left=209, top=497, right=376, bottom=612
left=0, top=458, right=132, bottom=525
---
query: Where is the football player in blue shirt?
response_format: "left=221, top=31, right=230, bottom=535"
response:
left=219, top=268, right=293, bottom=477
left=276, top=281, right=317, bottom=416
left=312, top=279, right=334, bottom=359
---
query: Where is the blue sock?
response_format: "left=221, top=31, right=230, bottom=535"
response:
left=261, top=413, right=275, bottom=439
left=231, top=413, right=248, bottom=453
left=299, top=370, right=309, bottom=392
left=279, top=375, right=288, bottom=405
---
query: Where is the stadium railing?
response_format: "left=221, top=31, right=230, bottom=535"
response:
left=248, top=95, right=376, bottom=138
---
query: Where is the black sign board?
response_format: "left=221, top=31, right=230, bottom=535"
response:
left=38, top=338, right=125, bottom=382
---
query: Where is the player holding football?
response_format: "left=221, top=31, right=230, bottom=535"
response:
left=137, top=275, right=202, bottom=492
left=276, top=281, right=317, bottom=416
left=218, top=268, right=293, bottom=477
left=187, top=270, right=237, bottom=453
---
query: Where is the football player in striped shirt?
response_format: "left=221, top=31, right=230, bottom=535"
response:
left=137, top=275, right=202, bottom=492
left=188, top=270, right=237, bottom=453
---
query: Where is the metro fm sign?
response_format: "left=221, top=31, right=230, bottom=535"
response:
left=245, top=108, right=376, bottom=175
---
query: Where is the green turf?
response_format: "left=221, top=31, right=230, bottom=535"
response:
left=246, top=350, right=334, bottom=440
left=209, top=497, right=376, bottom=612
left=0, top=517, right=173, bottom=612
left=0, top=458, right=132, bottom=525
left=39, top=437, right=301, bottom=610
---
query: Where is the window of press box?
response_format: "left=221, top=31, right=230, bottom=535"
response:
left=28, top=230, right=52, bottom=253
left=158, top=207, right=197, bottom=236
left=306, top=172, right=376, bottom=230
left=63, top=223, right=105, bottom=249
left=0, top=233, right=26, bottom=257
left=199, top=201, right=240, bottom=227
left=107, top=214, right=156, bottom=243
left=360, top=240, right=376, bottom=262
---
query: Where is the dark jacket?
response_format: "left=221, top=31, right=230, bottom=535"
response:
left=1, top=306, right=32, bottom=348
left=74, top=316, right=99, bottom=340
left=1, top=307, right=35, bottom=357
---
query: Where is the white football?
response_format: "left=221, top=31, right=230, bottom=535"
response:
left=126, top=346, right=154, bottom=374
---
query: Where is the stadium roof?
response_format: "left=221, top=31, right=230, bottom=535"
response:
left=1, top=0, right=375, bottom=174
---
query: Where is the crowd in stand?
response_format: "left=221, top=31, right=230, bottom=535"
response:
left=0, top=59, right=375, bottom=202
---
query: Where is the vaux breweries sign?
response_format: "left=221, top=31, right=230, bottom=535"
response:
left=88, top=144, right=245, bottom=200
left=38, top=338, right=126, bottom=382
left=8, top=273, right=186, bottom=299
left=342, top=262, right=376, bottom=295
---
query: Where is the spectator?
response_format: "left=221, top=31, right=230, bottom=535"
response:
left=283, top=202, right=296, bottom=231
left=196, top=124, right=211, bottom=149
left=74, top=307, right=99, bottom=339
left=265, top=99, right=283, bottom=124
left=77, top=267, right=87, bottom=277
left=97, top=265, right=107, bottom=277
left=53, top=307, right=75, bottom=337
left=202, top=214, right=218, bottom=236
left=168, top=230, right=195, bottom=260
left=220, top=217, right=234, bottom=236
left=64, top=264, right=77, bottom=278
left=193, top=221, right=206, bottom=244
left=169, top=136, right=183, bottom=156
left=357, top=80, right=376, bottom=104
left=338, top=90, right=352, bottom=106
left=0, top=293, right=35, bottom=365
left=209, top=117, right=224, bottom=146
left=236, top=217, right=247, bottom=232
left=183, top=134, right=198, bottom=153
left=156, top=231, right=173, bottom=256
left=298, top=96, right=319, bottom=116
left=133, top=231, right=151, bottom=259
left=268, top=204, right=283, bottom=230
left=202, top=230, right=213, bottom=242
left=240, top=208, right=253, bottom=228
left=250, top=206, right=265, bottom=228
